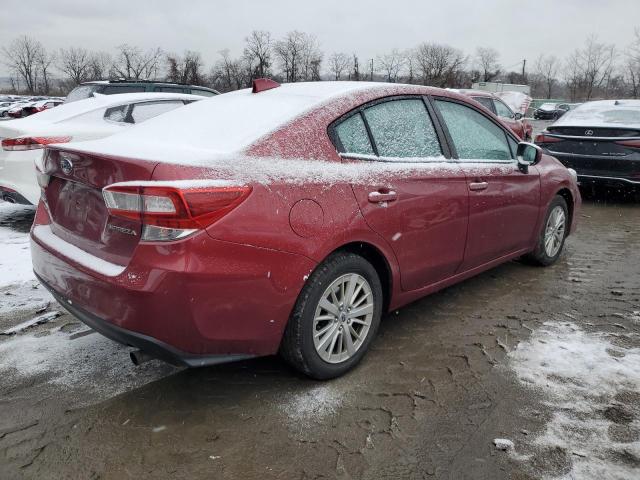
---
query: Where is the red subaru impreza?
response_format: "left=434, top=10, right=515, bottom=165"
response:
left=31, top=80, right=580, bottom=379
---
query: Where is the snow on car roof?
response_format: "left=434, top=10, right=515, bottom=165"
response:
left=553, top=100, right=640, bottom=129
left=59, top=82, right=383, bottom=161
left=8, top=92, right=201, bottom=126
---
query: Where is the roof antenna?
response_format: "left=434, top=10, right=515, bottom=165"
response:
left=252, top=78, right=280, bottom=93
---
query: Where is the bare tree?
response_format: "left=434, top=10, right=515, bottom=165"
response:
left=112, top=44, right=163, bottom=80
left=88, top=51, right=113, bottom=80
left=273, top=31, right=322, bottom=82
left=534, top=54, right=559, bottom=98
left=58, top=47, right=92, bottom=85
left=351, top=54, right=360, bottom=81
left=328, top=52, right=350, bottom=80
left=580, top=35, right=616, bottom=100
left=564, top=51, right=583, bottom=102
left=625, top=28, right=640, bottom=97
left=1, top=36, right=44, bottom=93
left=244, top=30, right=272, bottom=79
left=36, top=48, right=55, bottom=94
left=166, top=50, right=205, bottom=85
left=476, top=47, right=501, bottom=82
left=414, top=43, right=466, bottom=87
left=376, top=49, right=405, bottom=83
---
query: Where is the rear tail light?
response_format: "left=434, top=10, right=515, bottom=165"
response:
left=103, top=183, right=252, bottom=242
left=535, top=134, right=564, bottom=144
left=2, top=136, right=72, bottom=151
left=615, top=139, right=640, bottom=149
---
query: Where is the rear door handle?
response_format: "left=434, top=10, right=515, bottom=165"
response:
left=469, top=182, right=489, bottom=191
left=368, top=190, right=398, bottom=203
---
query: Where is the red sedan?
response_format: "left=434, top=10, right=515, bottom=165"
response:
left=31, top=80, right=580, bottom=379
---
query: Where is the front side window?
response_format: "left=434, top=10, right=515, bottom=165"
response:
left=129, top=101, right=184, bottom=123
left=494, top=99, right=514, bottom=119
left=190, top=89, right=216, bottom=97
left=435, top=100, right=513, bottom=161
left=363, top=99, right=441, bottom=158
left=335, top=113, right=375, bottom=155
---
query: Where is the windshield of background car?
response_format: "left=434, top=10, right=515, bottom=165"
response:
left=540, top=103, right=557, bottom=111
left=65, top=85, right=102, bottom=103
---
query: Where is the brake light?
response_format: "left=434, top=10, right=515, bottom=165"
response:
left=103, top=183, right=252, bottom=241
left=535, top=134, right=563, bottom=144
left=615, top=139, right=640, bottom=149
left=2, top=136, right=72, bottom=151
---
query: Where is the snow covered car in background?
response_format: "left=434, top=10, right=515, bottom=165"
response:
left=30, top=80, right=580, bottom=379
left=0, top=101, right=29, bottom=118
left=0, top=92, right=200, bottom=204
left=535, top=99, right=640, bottom=190
left=21, top=99, right=64, bottom=116
left=458, top=89, right=533, bottom=140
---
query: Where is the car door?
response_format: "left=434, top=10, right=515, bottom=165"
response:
left=332, top=96, right=469, bottom=291
left=433, top=98, right=540, bottom=271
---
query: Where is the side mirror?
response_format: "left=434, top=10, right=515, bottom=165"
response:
left=514, top=112, right=523, bottom=120
left=516, top=142, right=542, bottom=173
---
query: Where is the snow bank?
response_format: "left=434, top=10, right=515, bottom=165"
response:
left=509, top=321, right=640, bottom=479
left=0, top=203, right=36, bottom=288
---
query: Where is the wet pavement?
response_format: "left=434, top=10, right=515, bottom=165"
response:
left=1, top=188, right=639, bottom=479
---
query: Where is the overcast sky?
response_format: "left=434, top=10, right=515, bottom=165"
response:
left=1, top=0, right=638, bottom=77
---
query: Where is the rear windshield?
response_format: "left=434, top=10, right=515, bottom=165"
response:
left=65, top=85, right=102, bottom=103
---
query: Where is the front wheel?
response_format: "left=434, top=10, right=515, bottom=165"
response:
left=524, top=195, right=569, bottom=266
left=280, top=252, right=383, bottom=379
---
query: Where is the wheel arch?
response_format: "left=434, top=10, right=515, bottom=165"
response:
left=556, top=187, right=574, bottom=228
left=328, top=241, right=394, bottom=314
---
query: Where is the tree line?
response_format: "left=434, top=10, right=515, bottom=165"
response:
left=2, top=29, right=640, bottom=102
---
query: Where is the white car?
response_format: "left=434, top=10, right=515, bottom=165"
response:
left=0, top=92, right=201, bottom=204
left=0, top=101, right=28, bottom=118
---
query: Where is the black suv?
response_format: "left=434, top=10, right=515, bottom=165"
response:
left=65, top=80, right=218, bottom=103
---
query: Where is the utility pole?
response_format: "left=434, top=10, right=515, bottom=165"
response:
left=370, top=59, right=374, bottom=81
left=522, top=59, right=527, bottom=81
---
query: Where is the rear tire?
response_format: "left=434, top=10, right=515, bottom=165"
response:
left=280, top=252, right=383, bottom=380
left=524, top=195, right=569, bottom=266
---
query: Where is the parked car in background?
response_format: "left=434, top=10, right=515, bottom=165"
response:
left=22, top=99, right=64, bottom=116
left=535, top=100, right=640, bottom=190
left=533, top=103, right=571, bottom=120
left=459, top=89, right=533, bottom=140
left=0, top=92, right=200, bottom=204
left=31, top=81, right=580, bottom=380
left=7, top=101, right=37, bottom=118
left=65, top=80, right=219, bottom=103
left=0, top=101, right=28, bottom=118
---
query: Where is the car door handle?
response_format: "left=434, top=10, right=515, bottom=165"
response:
left=469, top=182, right=489, bottom=191
left=368, top=190, right=398, bottom=203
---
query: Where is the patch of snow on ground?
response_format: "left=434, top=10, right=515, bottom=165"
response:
left=279, top=384, right=344, bottom=425
left=509, top=321, right=640, bottom=479
left=0, top=203, right=36, bottom=288
left=0, top=328, right=179, bottom=405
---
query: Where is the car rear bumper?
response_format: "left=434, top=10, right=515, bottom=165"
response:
left=31, top=207, right=317, bottom=362
left=547, top=152, right=640, bottom=188
left=577, top=174, right=640, bottom=188
left=37, top=273, right=255, bottom=367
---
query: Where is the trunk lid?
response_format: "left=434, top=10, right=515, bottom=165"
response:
left=43, top=148, right=158, bottom=266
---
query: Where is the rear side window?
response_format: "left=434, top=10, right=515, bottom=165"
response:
left=473, top=96, right=495, bottom=113
left=155, top=86, right=187, bottom=93
left=102, top=85, right=146, bottom=95
left=335, top=113, right=375, bottom=155
left=363, top=99, right=441, bottom=158
left=65, top=85, right=102, bottom=103
left=435, top=100, right=513, bottom=161
left=104, top=104, right=129, bottom=123
left=129, top=101, right=184, bottom=123
left=190, top=89, right=216, bottom=97
left=494, top=100, right=514, bottom=119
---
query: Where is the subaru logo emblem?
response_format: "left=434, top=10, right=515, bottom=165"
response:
left=585, top=130, right=594, bottom=136
left=60, top=157, right=73, bottom=175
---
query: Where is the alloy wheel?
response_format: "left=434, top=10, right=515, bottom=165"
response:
left=312, top=273, right=374, bottom=364
left=544, top=206, right=566, bottom=257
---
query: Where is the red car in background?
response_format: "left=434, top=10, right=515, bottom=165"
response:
left=459, top=89, right=533, bottom=141
left=31, top=80, right=580, bottom=379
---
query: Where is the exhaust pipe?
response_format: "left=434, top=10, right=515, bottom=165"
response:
left=130, top=349, right=155, bottom=366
